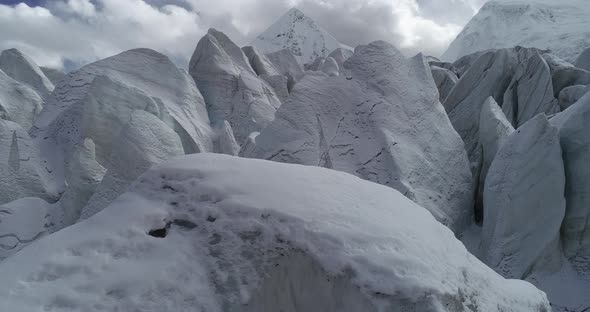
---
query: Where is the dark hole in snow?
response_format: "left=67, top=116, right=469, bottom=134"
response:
left=207, top=216, right=217, bottom=223
left=148, top=227, right=167, bottom=238
left=162, top=184, right=177, bottom=192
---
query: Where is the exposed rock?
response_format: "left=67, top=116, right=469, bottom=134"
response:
left=0, top=69, right=43, bottom=130
left=0, top=153, right=552, bottom=311
left=189, top=29, right=281, bottom=143
left=502, top=51, right=559, bottom=127
left=244, top=41, right=473, bottom=233
left=319, top=56, right=339, bottom=76
left=431, top=65, right=458, bottom=102
left=575, top=47, right=590, bottom=71
left=0, top=49, right=53, bottom=99
left=0, top=120, right=56, bottom=205
left=80, top=110, right=184, bottom=220
left=476, top=97, right=514, bottom=223
left=483, top=114, right=565, bottom=279
left=558, top=84, right=590, bottom=110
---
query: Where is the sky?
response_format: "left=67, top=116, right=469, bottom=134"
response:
left=0, top=0, right=489, bottom=71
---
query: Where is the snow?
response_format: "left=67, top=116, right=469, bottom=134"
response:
left=0, top=197, right=53, bottom=260
left=0, top=49, right=54, bottom=99
left=502, top=51, right=559, bottom=127
left=190, top=29, right=281, bottom=143
left=558, top=84, right=589, bottom=110
left=430, top=65, right=458, bottom=102
left=0, top=69, right=43, bottom=130
left=79, top=110, right=184, bottom=221
left=444, top=47, right=538, bottom=175
left=476, top=97, right=514, bottom=222
left=0, top=119, right=57, bottom=205
left=244, top=41, right=474, bottom=233
left=550, top=92, right=590, bottom=260
left=252, top=8, right=352, bottom=65
left=482, top=114, right=565, bottom=279
left=40, top=67, right=66, bottom=86
left=443, top=0, right=590, bottom=63
left=0, top=153, right=551, bottom=311
left=576, top=47, right=590, bottom=72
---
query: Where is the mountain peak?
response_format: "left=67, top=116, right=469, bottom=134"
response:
left=251, top=7, right=351, bottom=65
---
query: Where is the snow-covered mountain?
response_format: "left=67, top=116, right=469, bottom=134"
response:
left=251, top=8, right=351, bottom=65
left=443, top=0, right=590, bottom=63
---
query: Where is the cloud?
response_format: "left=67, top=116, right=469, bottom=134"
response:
left=0, top=0, right=488, bottom=70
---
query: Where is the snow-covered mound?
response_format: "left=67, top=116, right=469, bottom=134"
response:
left=0, top=49, right=53, bottom=99
left=190, top=29, right=281, bottom=143
left=0, top=154, right=551, bottom=311
left=0, top=69, right=43, bottom=130
left=243, top=41, right=474, bottom=233
left=443, top=0, right=590, bottom=63
left=252, top=8, right=351, bottom=65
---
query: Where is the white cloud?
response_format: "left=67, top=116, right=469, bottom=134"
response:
left=0, top=0, right=488, bottom=70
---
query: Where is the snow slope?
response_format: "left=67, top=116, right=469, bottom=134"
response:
left=443, top=0, right=590, bottom=63
left=252, top=8, right=351, bottom=65
left=0, top=154, right=550, bottom=311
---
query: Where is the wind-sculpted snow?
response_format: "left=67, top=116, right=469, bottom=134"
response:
left=80, top=111, right=184, bottom=220
left=443, top=0, right=590, bottom=63
left=0, top=49, right=53, bottom=100
left=0, top=69, right=43, bottom=130
left=0, top=120, right=57, bottom=205
left=482, top=114, right=565, bottom=280
left=33, top=48, right=212, bottom=184
left=244, top=41, right=474, bottom=233
left=252, top=8, right=351, bottom=65
left=476, top=97, right=514, bottom=223
left=502, top=51, right=559, bottom=127
left=0, top=154, right=551, bottom=312
left=190, top=29, right=281, bottom=143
